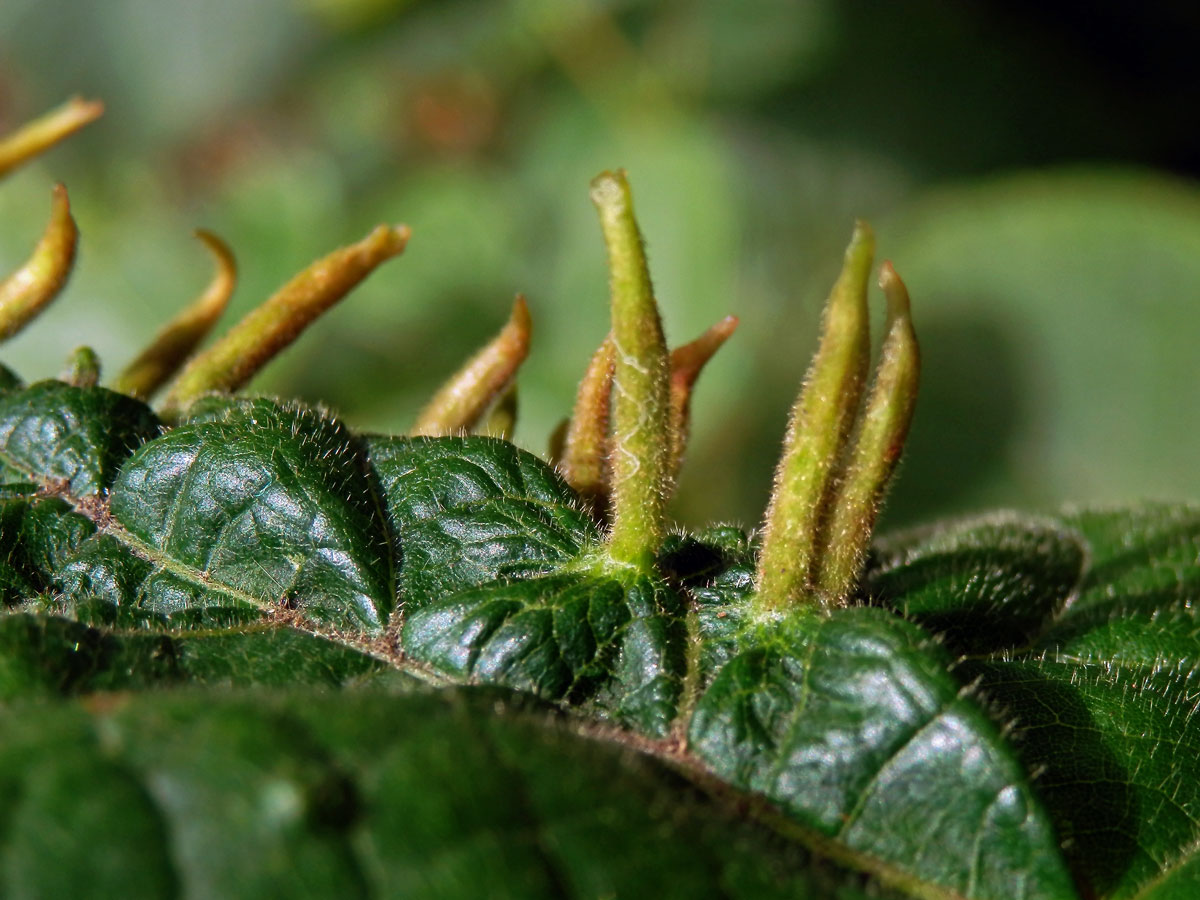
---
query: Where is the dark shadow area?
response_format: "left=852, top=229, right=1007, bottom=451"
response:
left=864, top=532, right=1083, bottom=656
left=752, top=0, right=1200, bottom=179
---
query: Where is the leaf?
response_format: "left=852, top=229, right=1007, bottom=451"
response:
left=866, top=512, right=1087, bottom=654
left=403, top=570, right=687, bottom=736
left=848, top=503, right=1200, bottom=897
left=109, top=398, right=394, bottom=633
left=0, top=496, right=94, bottom=602
left=373, top=435, right=687, bottom=735
left=366, top=435, right=598, bottom=604
left=688, top=606, right=1077, bottom=900
left=0, top=380, right=160, bottom=495
left=0, top=613, right=389, bottom=698
left=0, top=374, right=1194, bottom=897
left=0, top=487, right=391, bottom=696
left=957, top=504, right=1200, bottom=899
left=0, top=687, right=893, bottom=899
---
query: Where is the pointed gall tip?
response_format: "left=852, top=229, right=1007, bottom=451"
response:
left=845, top=220, right=876, bottom=263
left=192, top=229, right=237, bottom=285
left=0, top=98, right=106, bottom=178
left=878, top=261, right=911, bottom=318
left=46, top=182, right=77, bottom=243
left=666, top=314, right=740, bottom=487
left=410, top=293, right=534, bottom=437
left=511, top=294, right=532, bottom=336
left=371, top=223, right=412, bottom=258
left=702, top=314, right=739, bottom=342
left=670, top=314, right=740, bottom=385
left=67, top=96, right=106, bottom=125
left=48, top=184, right=74, bottom=232
left=111, top=227, right=238, bottom=401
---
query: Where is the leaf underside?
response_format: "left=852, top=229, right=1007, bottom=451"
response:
left=0, top=379, right=1195, bottom=900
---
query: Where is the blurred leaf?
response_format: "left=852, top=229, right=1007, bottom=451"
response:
left=887, top=170, right=1200, bottom=525
left=0, top=688, right=887, bottom=899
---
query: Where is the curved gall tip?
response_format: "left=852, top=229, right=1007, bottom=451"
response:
left=511, top=293, right=532, bottom=337
left=371, top=224, right=412, bottom=258
left=192, top=228, right=238, bottom=305
left=846, top=219, right=876, bottom=262
left=66, top=96, right=106, bottom=124
left=878, top=261, right=912, bottom=318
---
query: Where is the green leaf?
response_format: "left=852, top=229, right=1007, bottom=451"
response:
left=109, top=398, right=394, bottom=633
left=0, top=380, right=160, bottom=495
left=366, top=435, right=598, bottom=604
left=0, top=496, right=94, bottom=602
left=0, top=613, right=389, bottom=698
left=866, top=512, right=1087, bottom=654
left=403, top=570, right=687, bottom=736
left=0, top=688, right=890, bottom=899
left=0, top=371, right=1194, bottom=898
left=376, top=436, right=688, bottom=735
left=688, top=607, right=1077, bottom=900
left=847, top=503, right=1200, bottom=896
left=959, top=504, right=1200, bottom=899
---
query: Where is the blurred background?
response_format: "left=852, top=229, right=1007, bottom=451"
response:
left=2, top=0, right=1200, bottom=532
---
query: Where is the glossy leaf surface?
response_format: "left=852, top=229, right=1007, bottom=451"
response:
left=366, top=435, right=598, bottom=603
left=0, top=380, right=160, bottom=494
left=0, top=383, right=1195, bottom=898
left=110, top=398, right=393, bottom=632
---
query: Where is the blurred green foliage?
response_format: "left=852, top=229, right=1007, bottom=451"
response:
left=2, top=0, right=1199, bottom=530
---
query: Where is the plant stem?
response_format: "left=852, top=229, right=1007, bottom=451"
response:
left=753, top=222, right=874, bottom=617
left=590, top=170, right=670, bottom=570
left=815, top=262, right=919, bottom=602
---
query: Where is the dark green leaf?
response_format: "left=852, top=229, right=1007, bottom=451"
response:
left=0, top=496, right=94, bottom=602
left=0, top=380, right=160, bottom=495
left=0, top=613, right=389, bottom=698
left=367, top=435, right=598, bottom=605
left=376, top=436, right=688, bottom=735
left=866, top=513, right=1086, bottom=654
left=689, top=607, right=1077, bottom=900
left=109, top=398, right=394, bottom=633
left=403, top=570, right=687, bottom=736
left=0, top=688, right=892, bottom=899
left=52, top=532, right=262, bottom=629
left=961, top=504, right=1200, bottom=898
